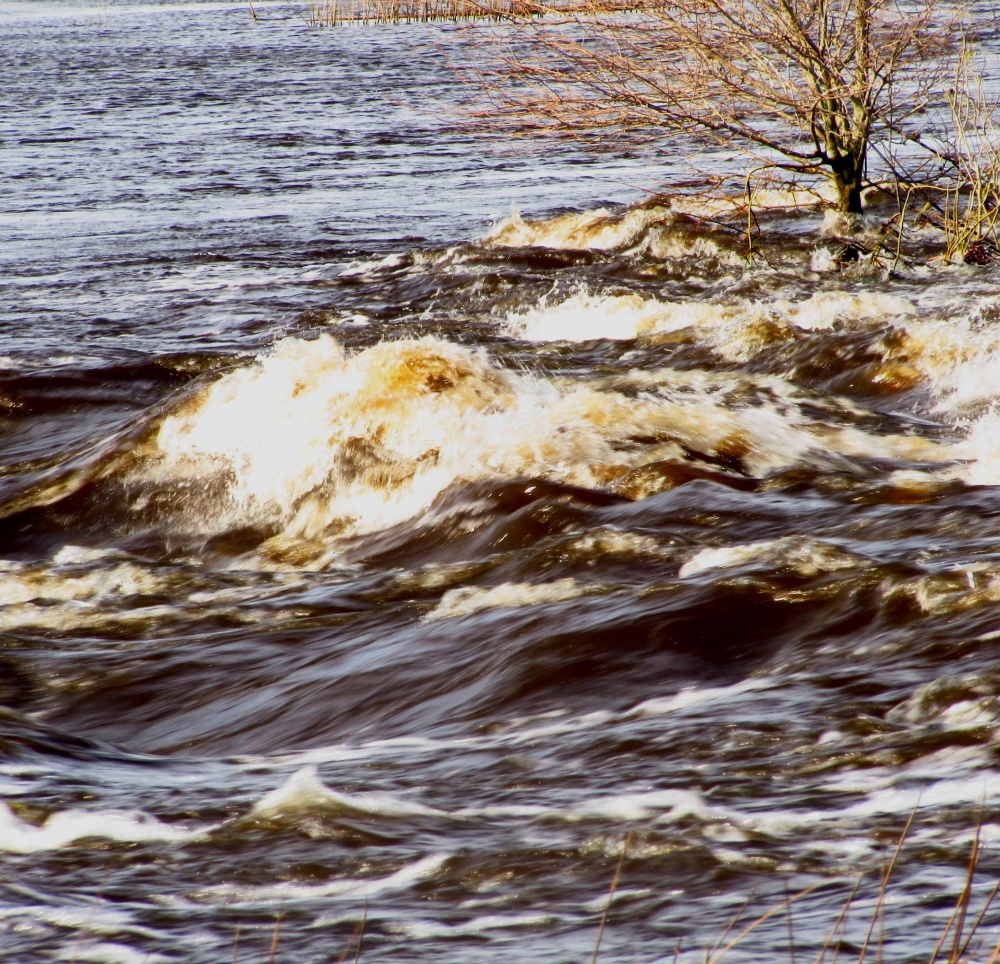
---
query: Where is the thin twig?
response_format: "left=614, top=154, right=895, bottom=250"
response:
left=928, top=895, right=963, bottom=964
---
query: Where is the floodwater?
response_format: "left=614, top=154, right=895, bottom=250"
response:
left=3, top=2, right=1000, bottom=961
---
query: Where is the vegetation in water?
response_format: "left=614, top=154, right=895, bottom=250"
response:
left=304, top=0, right=999, bottom=264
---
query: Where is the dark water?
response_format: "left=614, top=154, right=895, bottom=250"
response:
left=3, top=2, right=1000, bottom=961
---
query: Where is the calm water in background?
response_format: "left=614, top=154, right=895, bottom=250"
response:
left=3, top=2, right=1000, bottom=961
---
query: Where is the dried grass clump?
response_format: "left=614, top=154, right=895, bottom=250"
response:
left=304, top=0, right=633, bottom=25
left=939, top=50, right=1000, bottom=265
left=590, top=813, right=1000, bottom=964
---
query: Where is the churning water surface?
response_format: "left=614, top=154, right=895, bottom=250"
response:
left=3, top=2, right=1000, bottom=961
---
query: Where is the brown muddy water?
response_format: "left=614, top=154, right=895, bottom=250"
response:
left=2, top=2, right=1000, bottom=961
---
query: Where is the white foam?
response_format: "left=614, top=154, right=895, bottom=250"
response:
left=252, top=766, right=447, bottom=820
left=884, top=672, right=1000, bottom=735
left=894, top=304, right=1000, bottom=414
left=486, top=204, right=673, bottom=252
left=202, top=852, right=450, bottom=903
left=630, top=678, right=771, bottom=718
left=505, top=291, right=666, bottom=343
left=486, top=190, right=834, bottom=256
left=727, top=743, right=999, bottom=837
left=784, top=290, right=915, bottom=330
left=678, top=537, right=861, bottom=579
left=0, top=801, right=200, bottom=854
left=0, top=553, right=288, bottom=633
left=462, top=787, right=710, bottom=824
left=0, top=905, right=135, bottom=933
left=338, top=251, right=408, bottom=277
left=494, top=710, right=615, bottom=746
left=882, top=561, right=1000, bottom=616
left=125, top=330, right=965, bottom=558
left=54, top=944, right=169, bottom=964
left=265, top=733, right=474, bottom=769
left=581, top=888, right=653, bottom=914
left=385, top=913, right=552, bottom=939
left=839, top=777, right=998, bottom=819
left=562, top=528, right=664, bottom=559
left=425, top=578, right=591, bottom=621
left=254, top=766, right=708, bottom=830
left=566, top=788, right=709, bottom=823
left=145, top=335, right=642, bottom=544
left=0, top=560, right=161, bottom=609
left=505, top=288, right=915, bottom=350
left=950, top=407, right=1000, bottom=487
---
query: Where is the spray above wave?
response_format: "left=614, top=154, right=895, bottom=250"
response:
left=140, top=334, right=639, bottom=551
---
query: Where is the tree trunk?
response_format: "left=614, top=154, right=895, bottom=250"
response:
left=836, top=176, right=865, bottom=215
left=831, top=154, right=866, bottom=215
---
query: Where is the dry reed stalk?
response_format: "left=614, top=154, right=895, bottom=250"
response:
left=305, top=0, right=638, bottom=25
left=948, top=826, right=982, bottom=963
left=268, top=912, right=282, bottom=964
left=704, top=882, right=827, bottom=964
left=354, top=899, right=368, bottom=963
left=785, top=884, right=798, bottom=964
left=590, top=830, right=633, bottom=964
left=856, top=806, right=918, bottom=964
left=941, top=47, right=1000, bottom=264
left=708, top=890, right=758, bottom=964
left=922, top=814, right=997, bottom=964
left=815, top=876, right=864, bottom=964
left=334, top=900, right=369, bottom=964
left=958, top=881, right=1000, bottom=963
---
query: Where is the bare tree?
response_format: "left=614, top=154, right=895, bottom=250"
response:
left=467, top=0, right=959, bottom=214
